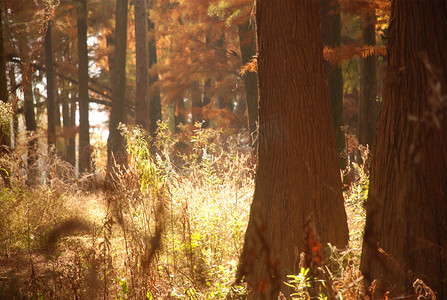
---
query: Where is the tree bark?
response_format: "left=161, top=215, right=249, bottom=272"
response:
left=77, top=0, right=91, bottom=173
left=360, top=1, right=447, bottom=298
left=45, top=22, right=56, bottom=149
left=134, top=0, right=149, bottom=131
left=238, top=20, right=258, bottom=148
left=319, top=0, right=346, bottom=169
left=107, top=0, right=128, bottom=177
left=358, top=6, right=378, bottom=150
left=238, top=1, right=348, bottom=298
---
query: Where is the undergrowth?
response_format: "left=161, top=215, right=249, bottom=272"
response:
left=0, top=124, right=370, bottom=299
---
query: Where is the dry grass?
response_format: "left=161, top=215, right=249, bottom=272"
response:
left=0, top=124, right=370, bottom=299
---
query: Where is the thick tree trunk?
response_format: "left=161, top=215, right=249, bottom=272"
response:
left=360, top=1, right=447, bottom=298
left=238, top=1, right=348, bottom=298
left=358, top=7, right=378, bottom=150
left=148, top=4, right=161, bottom=139
left=45, top=22, right=56, bottom=150
left=238, top=20, right=258, bottom=148
left=319, top=0, right=346, bottom=169
left=134, top=0, right=149, bottom=131
left=107, top=0, right=128, bottom=177
left=77, top=0, right=91, bottom=173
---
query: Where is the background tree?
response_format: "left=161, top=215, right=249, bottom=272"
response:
left=358, top=2, right=378, bottom=149
left=360, top=0, right=447, bottom=297
left=134, top=0, right=149, bottom=131
left=77, top=0, right=91, bottom=173
left=320, top=0, right=346, bottom=168
left=237, top=0, right=349, bottom=297
left=0, top=5, right=11, bottom=187
left=107, top=0, right=128, bottom=177
left=148, top=1, right=161, bottom=139
left=44, top=20, right=56, bottom=149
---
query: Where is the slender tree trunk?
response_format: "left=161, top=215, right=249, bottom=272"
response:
left=45, top=22, right=56, bottom=149
left=148, top=4, right=161, bottom=139
left=0, top=6, right=11, bottom=187
left=174, top=97, right=185, bottom=132
left=191, top=82, right=202, bottom=125
left=68, top=86, right=76, bottom=166
left=23, top=74, right=38, bottom=185
left=358, top=7, right=378, bottom=150
left=107, top=0, right=128, bottom=177
left=238, top=1, right=348, bottom=298
left=320, top=0, right=346, bottom=169
left=77, top=0, right=91, bottom=173
left=238, top=20, right=258, bottom=149
left=134, top=0, right=149, bottom=131
left=361, top=1, right=447, bottom=298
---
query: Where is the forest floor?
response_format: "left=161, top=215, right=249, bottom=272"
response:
left=0, top=128, right=369, bottom=299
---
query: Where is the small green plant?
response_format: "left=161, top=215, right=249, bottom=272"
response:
left=285, top=267, right=312, bottom=299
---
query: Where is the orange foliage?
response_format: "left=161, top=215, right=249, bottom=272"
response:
left=324, top=44, right=386, bottom=65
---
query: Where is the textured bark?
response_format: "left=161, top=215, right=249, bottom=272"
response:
left=148, top=3, right=161, bottom=139
left=238, top=20, right=258, bottom=148
left=77, top=0, right=91, bottom=173
left=107, top=0, right=128, bottom=177
left=238, top=1, right=348, bottom=298
left=45, top=22, right=56, bottom=149
left=319, top=0, right=346, bottom=169
left=134, top=0, right=149, bottom=131
left=358, top=7, right=378, bottom=149
left=360, top=1, right=447, bottom=298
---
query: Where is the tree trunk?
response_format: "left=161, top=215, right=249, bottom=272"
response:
left=238, top=20, right=258, bottom=148
left=77, top=0, right=91, bottom=173
left=45, top=22, right=56, bottom=149
left=174, top=96, right=185, bottom=132
left=358, top=6, right=378, bottom=150
left=68, top=87, right=76, bottom=166
left=23, top=73, right=38, bottom=185
left=134, top=0, right=149, bottom=131
left=148, top=3, right=161, bottom=139
left=0, top=6, right=11, bottom=187
left=237, top=1, right=348, bottom=298
left=107, top=0, right=128, bottom=177
left=360, top=1, right=447, bottom=298
left=319, top=0, right=346, bottom=169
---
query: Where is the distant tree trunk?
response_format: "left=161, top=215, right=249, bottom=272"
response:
left=0, top=6, right=11, bottom=187
left=134, top=0, right=149, bottom=131
left=23, top=75, right=38, bottom=185
left=191, top=82, right=202, bottom=125
left=358, top=7, right=378, bottom=150
left=148, top=2, right=161, bottom=139
left=45, top=22, right=56, bottom=150
left=238, top=20, right=258, bottom=149
left=360, top=1, right=447, bottom=298
left=107, top=0, right=128, bottom=177
left=68, top=87, right=76, bottom=166
left=77, top=0, right=91, bottom=173
left=202, top=78, right=212, bottom=128
left=174, top=97, right=185, bottom=132
left=320, top=0, right=346, bottom=169
left=237, top=0, right=349, bottom=298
